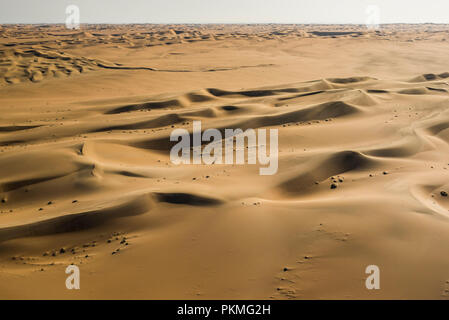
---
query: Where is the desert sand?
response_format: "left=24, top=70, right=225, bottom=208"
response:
left=1, top=24, right=449, bottom=299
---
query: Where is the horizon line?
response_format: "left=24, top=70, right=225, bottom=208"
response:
left=1, top=22, right=449, bottom=25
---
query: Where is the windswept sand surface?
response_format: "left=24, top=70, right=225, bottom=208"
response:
left=2, top=24, right=449, bottom=299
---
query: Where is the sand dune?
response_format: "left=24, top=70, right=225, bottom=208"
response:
left=2, top=24, right=449, bottom=299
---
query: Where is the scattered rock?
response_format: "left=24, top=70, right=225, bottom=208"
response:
left=330, top=183, right=337, bottom=189
left=441, top=191, right=448, bottom=197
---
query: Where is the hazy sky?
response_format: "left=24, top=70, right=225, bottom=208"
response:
left=0, top=0, right=448, bottom=24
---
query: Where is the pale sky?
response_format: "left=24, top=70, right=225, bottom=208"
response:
left=0, top=0, right=448, bottom=24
